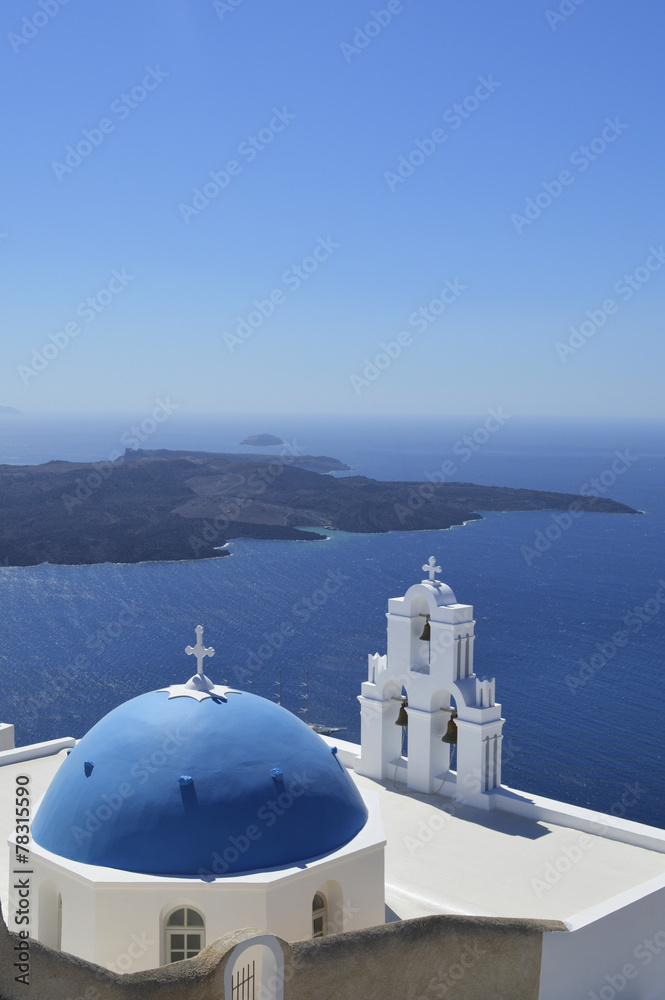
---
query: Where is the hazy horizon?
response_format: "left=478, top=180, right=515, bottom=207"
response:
left=4, top=410, right=665, bottom=423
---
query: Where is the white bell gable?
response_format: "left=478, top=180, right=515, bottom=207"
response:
left=357, top=558, right=504, bottom=808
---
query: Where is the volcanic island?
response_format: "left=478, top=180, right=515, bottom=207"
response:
left=0, top=447, right=639, bottom=566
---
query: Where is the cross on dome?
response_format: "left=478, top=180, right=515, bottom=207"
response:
left=422, top=556, right=442, bottom=582
left=186, top=625, right=215, bottom=677
left=160, top=624, right=240, bottom=701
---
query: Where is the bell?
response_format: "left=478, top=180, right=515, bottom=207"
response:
left=419, top=615, right=431, bottom=641
left=442, top=715, right=457, bottom=744
left=395, top=701, right=409, bottom=727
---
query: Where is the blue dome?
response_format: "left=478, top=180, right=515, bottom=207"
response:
left=32, top=689, right=368, bottom=878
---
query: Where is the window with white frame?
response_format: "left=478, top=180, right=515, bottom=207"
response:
left=312, top=892, right=327, bottom=938
left=165, top=906, right=205, bottom=963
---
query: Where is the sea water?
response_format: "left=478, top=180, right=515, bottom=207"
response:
left=0, top=413, right=663, bottom=827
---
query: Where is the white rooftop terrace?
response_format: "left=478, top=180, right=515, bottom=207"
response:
left=327, top=738, right=665, bottom=930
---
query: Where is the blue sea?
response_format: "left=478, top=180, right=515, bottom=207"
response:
left=1, top=413, right=664, bottom=827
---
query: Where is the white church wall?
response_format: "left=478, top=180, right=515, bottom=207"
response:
left=93, top=882, right=273, bottom=972
left=264, top=845, right=386, bottom=941
left=338, top=845, right=386, bottom=931
left=36, top=878, right=60, bottom=949
left=25, top=843, right=270, bottom=973
left=95, top=884, right=171, bottom=972
left=204, top=885, right=268, bottom=953
left=60, top=877, right=96, bottom=963
left=81, top=851, right=386, bottom=972
left=539, top=880, right=665, bottom=1000
left=27, top=855, right=96, bottom=963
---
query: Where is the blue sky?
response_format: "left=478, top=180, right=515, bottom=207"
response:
left=2, top=0, right=663, bottom=417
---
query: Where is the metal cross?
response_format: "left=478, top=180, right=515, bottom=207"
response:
left=422, top=556, right=442, bottom=582
left=186, top=625, right=215, bottom=676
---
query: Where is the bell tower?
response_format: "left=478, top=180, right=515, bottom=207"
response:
left=356, top=558, right=504, bottom=809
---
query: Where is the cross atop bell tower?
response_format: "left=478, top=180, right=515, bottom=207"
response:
left=422, top=556, right=442, bottom=582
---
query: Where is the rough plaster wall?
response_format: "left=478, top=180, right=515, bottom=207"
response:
left=288, top=914, right=566, bottom=1000
left=0, top=900, right=564, bottom=1000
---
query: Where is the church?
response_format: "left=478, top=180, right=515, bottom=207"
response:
left=24, top=624, right=385, bottom=967
left=2, top=558, right=665, bottom=999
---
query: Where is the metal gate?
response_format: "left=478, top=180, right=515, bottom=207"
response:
left=232, top=960, right=255, bottom=1000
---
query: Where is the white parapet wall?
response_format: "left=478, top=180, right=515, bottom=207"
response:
left=0, top=738, right=77, bottom=767
left=0, top=725, right=15, bottom=753
left=494, top=783, right=665, bottom=856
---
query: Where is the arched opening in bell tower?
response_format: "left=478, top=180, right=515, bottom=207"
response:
left=409, top=595, right=431, bottom=674
left=387, top=681, right=408, bottom=784
left=430, top=689, right=458, bottom=794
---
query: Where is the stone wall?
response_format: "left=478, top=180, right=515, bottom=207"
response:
left=288, top=914, right=565, bottom=1000
left=0, top=900, right=565, bottom=1000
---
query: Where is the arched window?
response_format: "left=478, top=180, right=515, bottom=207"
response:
left=312, top=892, right=327, bottom=938
left=164, top=906, right=205, bottom=963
